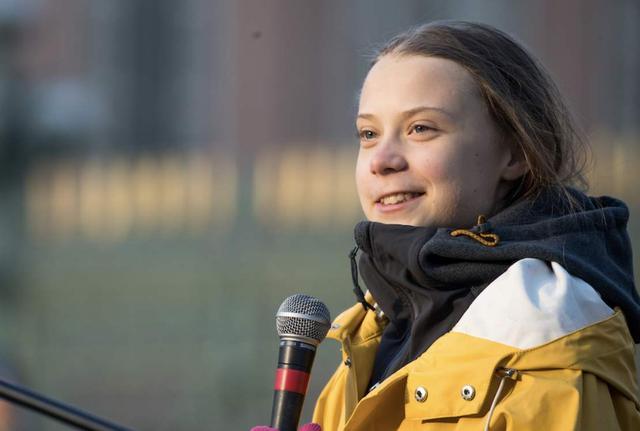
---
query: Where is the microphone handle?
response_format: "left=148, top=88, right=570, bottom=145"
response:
left=0, top=377, right=135, bottom=431
left=270, top=339, right=316, bottom=431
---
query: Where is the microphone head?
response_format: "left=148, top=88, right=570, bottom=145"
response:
left=276, top=294, right=331, bottom=345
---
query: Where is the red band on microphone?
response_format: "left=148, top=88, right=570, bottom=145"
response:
left=274, top=368, right=310, bottom=394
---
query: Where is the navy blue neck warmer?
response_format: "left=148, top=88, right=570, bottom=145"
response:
left=354, top=188, right=639, bottom=386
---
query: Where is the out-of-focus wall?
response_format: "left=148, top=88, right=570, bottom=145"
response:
left=0, top=0, right=638, bottom=429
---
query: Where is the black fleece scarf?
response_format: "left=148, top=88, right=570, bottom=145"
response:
left=355, top=188, right=639, bottom=387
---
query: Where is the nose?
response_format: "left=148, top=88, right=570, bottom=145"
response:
left=369, top=141, right=408, bottom=175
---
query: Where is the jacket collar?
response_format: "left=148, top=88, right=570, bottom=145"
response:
left=327, top=291, right=385, bottom=344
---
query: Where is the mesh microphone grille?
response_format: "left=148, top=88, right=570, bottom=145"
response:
left=276, top=294, right=331, bottom=344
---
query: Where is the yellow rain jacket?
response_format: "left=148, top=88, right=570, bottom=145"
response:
left=313, top=292, right=640, bottom=431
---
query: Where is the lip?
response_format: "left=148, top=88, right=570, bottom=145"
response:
left=374, top=191, right=425, bottom=213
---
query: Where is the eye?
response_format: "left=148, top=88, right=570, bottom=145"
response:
left=410, top=124, right=434, bottom=134
left=358, top=129, right=377, bottom=141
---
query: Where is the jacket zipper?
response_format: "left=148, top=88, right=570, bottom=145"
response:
left=368, top=283, right=416, bottom=391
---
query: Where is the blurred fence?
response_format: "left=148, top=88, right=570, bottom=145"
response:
left=589, top=131, right=640, bottom=202
left=25, top=152, right=234, bottom=242
left=24, top=147, right=361, bottom=244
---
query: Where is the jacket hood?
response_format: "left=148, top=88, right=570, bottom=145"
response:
left=354, top=188, right=640, bottom=383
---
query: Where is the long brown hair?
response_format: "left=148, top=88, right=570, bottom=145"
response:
left=373, top=21, right=588, bottom=207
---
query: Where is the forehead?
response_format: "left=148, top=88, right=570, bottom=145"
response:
left=358, top=54, right=482, bottom=118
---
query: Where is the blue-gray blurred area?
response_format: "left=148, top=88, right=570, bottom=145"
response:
left=0, top=0, right=638, bottom=429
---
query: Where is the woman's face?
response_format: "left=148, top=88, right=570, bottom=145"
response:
left=355, top=54, right=526, bottom=227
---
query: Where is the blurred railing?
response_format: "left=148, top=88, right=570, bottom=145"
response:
left=588, top=131, right=640, bottom=205
left=24, top=147, right=362, bottom=243
left=253, top=146, right=360, bottom=229
left=25, top=152, right=235, bottom=242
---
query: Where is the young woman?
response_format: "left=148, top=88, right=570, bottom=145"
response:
left=311, top=21, right=640, bottom=430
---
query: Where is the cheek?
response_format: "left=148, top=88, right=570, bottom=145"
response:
left=355, top=152, right=371, bottom=202
left=431, top=142, right=498, bottom=191
left=462, top=150, right=503, bottom=194
left=423, top=158, right=450, bottom=183
left=435, top=146, right=505, bottom=223
left=417, top=147, right=477, bottom=220
left=413, top=148, right=457, bottom=185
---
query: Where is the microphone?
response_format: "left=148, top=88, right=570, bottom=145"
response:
left=270, top=294, right=331, bottom=431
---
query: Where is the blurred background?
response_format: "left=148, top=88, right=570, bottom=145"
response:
left=0, top=0, right=638, bottom=429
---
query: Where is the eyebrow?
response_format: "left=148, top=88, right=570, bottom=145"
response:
left=356, top=106, right=454, bottom=121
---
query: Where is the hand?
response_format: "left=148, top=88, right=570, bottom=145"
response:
left=251, top=424, right=321, bottom=431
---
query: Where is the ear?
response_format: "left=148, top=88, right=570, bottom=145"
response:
left=500, top=146, right=528, bottom=181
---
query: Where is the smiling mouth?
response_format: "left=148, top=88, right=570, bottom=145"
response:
left=377, top=192, right=424, bottom=206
